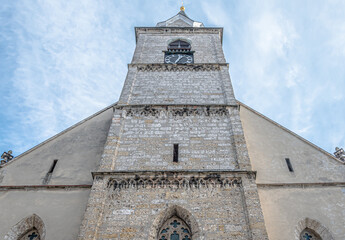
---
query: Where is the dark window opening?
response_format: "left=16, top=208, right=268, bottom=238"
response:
left=49, top=159, right=58, bottom=173
left=43, top=159, right=58, bottom=184
left=173, top=144, right=179, bottom=162
left=168, top=40, right=191, bottom=51
left=285, top=158, right=294, bottom=172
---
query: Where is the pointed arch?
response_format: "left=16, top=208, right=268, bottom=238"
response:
left=295, top=218, right=334, bottom=240
left=149, top=205, right=200, bottom=240
left=4, top=214, right=46, bottom=240
left=167, top=39, right=192, bottom=51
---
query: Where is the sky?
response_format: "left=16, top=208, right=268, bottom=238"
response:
left=0, top=0, right=344, bottom=157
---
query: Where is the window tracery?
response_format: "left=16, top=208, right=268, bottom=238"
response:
left=300, top=228, right=321, bottom=240
left=158, top=216, right=192, bottom=240
left=19, top=229, right=40, bottom=240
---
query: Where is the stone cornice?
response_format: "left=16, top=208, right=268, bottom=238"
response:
left=135, top=27, right=223, bottom=44
left=0, top=184, right=92, bottom=191
left=129, top=63, right=228, bottom=72
left=257, top=182, right=345, bottom=188
left=93, top=170, right=256, bottom=178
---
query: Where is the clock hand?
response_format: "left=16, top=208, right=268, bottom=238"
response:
left=175, top=54, right=182, bottom=63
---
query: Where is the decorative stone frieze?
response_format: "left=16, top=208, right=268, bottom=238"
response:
left=122, top=106, right=229, bottom=118
left=134, top=63, right=226, bottom=72
left=334, top=147, right=345, bottom=162
left=108, top=175, right=241, bottom=191
left=135, top=27, right=223, bottom=43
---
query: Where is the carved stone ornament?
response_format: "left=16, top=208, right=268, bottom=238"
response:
left=135, top=63, right=224, bottom=72
left=1, top=150, right=13, bottom=165
left=108, top=175, right=241, bottom=191
left=334, top=147, right=345, bottom=162
left=122, top=106, right=229, bottom=118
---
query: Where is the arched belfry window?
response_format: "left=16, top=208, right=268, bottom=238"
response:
left=300, top=228, right=322, bottom=240
left=20, top=228, right=40, bottom=240
left=164, top=40, right=194, bottom=64
left=168, top=40, right=191, bottom=52
left=158, top=216, right=192, bottom=240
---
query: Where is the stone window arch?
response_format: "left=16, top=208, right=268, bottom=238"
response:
left=158, top=216, right=192, bottom=240
left=295, top=218, right=334, bottom=240
left=4, top=214, right=45, bottom=240
left=149, top=205, right=200, bottom=240
left=19, top=229, right=40, bottom=240
left=168, top=40, right=191, bottom=52
left=300, top=228, right=321, bottom=240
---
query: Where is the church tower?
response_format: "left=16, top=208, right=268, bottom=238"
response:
left=78, top=8, right=268, bottom=240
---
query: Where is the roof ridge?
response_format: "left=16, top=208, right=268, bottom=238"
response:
left=238, top=101, right=344, bottom=165
left=0, top=102, right=117, bottom=168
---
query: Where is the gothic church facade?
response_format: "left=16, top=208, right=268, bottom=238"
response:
left=0, top=9, right=344, bottom=240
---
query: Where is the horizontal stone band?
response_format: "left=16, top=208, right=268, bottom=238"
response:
left=108, top=176, right=241, bottom=191
left=132, top=63, right=228, bottom=72
left=120, top=105, right=230, bottom=118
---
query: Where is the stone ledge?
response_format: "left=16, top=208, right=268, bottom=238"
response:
left=0, top=184, right=92, bottom=191
left=135, top=27, right=224, bottom=43
left=93, top=169, right=256, bottom=176
left=257, top=182, right=345, bottom=188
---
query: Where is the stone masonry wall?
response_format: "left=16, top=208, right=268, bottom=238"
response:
left=132, top=31, right=226, bottom=64
left=78, top=172, right=268, bottom=240
left=99, top=106, right=243, bottom=171
left=118, top=65, right=236, bottom=106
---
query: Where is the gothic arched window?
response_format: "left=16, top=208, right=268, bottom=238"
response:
left=168, top=40, right=191, bottom=52
left=158, top=216, right=192, bottom=240
left=20, top=228, right=41, bottom=240
left=300, top=228, right=322, bottom=240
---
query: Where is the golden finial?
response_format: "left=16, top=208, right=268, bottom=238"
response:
left=180, top=1, right=185, bottom=11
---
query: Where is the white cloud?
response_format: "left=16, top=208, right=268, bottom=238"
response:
left=3, top=0, right=138, bottom=153
left=285, top=65, right=301, bottom=88
left=1, top=0, right=345, bottom=155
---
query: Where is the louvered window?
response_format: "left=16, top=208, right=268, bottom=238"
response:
left=168, top=40, right=191, bottom=52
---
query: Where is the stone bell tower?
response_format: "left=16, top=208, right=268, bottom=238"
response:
left=78, top=7, right=268, bottom=240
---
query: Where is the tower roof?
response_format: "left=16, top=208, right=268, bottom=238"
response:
left=156, top=10, right=204, bottom=28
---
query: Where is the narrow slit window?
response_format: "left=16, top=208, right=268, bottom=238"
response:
left=43, top=159, right=58, bottom=184
left=173, top=144, right=179, bottom=162
left=48, top=159, right=58, bottom=173
left=285, top=158, right=294, bottom=172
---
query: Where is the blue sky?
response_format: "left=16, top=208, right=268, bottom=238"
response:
left=0, top=0, right=344, bottom=157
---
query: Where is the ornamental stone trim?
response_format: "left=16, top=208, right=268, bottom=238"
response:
left=4, top=214, right=46, bottom=240
left=121, top=106, right=230, bottom=118
left=295, top=218, right=334, bottom=240
left=149, top=205, right=201, bottom=240
left=133, top=63, right=227, bottom=72
left=107, top=175, right=241, bottom=191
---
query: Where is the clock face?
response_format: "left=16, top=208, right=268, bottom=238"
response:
left=165, top=54, right=193, bottom=64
